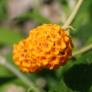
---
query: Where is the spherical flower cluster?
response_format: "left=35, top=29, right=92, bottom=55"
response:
left=13, top=24, right=72, bottom=72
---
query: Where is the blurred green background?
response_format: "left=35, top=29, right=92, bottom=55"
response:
left=0, top=0, right=92, bottom=92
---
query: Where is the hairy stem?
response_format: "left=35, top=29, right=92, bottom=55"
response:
left=72, top=44, right=92, bottom=57
left=63, top=0, right=84, bottom=29
left=0, top=56, right=42, bottom=92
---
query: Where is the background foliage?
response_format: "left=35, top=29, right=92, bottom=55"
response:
left=0, top=0, right=92, bottom=92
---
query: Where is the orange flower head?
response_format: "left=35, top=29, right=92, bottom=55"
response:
left=13, top=24, right=72, bottom=72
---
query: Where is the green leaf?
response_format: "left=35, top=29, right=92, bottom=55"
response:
left=0, top=66, right=13, bottom=77
left=0, top=27, right=23, bottom=45
left=17, top=10, right=51, bottom=24
left=0, top=0, right=7, bottom=20
left=49, top=80, right=75, bottom=92
left=77, top=50, right=92, bottom=64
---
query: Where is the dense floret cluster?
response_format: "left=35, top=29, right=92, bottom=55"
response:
left=13, top=24, right=72, bottom=72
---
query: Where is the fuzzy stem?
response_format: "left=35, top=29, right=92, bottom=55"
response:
left=0, top=56, right=42, bottom=92
left=62, top=0, right=84, bottom=29
left=72, top=44, right=92, bottom=57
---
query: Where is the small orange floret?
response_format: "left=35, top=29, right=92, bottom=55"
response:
left=13, top=24, right=73, bottom=72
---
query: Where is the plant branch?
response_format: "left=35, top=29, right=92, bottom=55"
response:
left=0, top=56, right=42, bottom=92
left=63, top=0, right=84, bottom=29
left=72, top=44, right=92, bottom=57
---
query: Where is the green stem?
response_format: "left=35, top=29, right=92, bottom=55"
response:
left=62, top=0, right=84, bottom=29
left=0, top=56, right=42, bottom=92
left=72, top=44, right=92, bottom=57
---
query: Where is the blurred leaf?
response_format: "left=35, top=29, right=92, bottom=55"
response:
left=77, top=50, right=92, bottom=64
left=72, top=0, right=91, bottom=28
left=17, top=10, right=51, bottom=24
left=0, top=76, right=15, bottom=85
left=59, top=0, right=67, bottom=5
left=0, top=66, right=13, bottom=77
left=0, top=27, right=23, bottom=45
left=71, top=21, right=92, bottom=47
left=37, top=70, right=58, bottom=90
left=0, top=0, right=7, bottom=20
left=49, top=80, right=75, bottom=92
left=5, top=50, right=13, bottom=63
left=27, top=87, right=35, bottom=92
left=89, top=86, right=92, bottom=92
left=86, top=36, right=92, bottom=45
left=56, top=60, right=75, bottom=78
left=63, top=63, right=92, bottom=92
